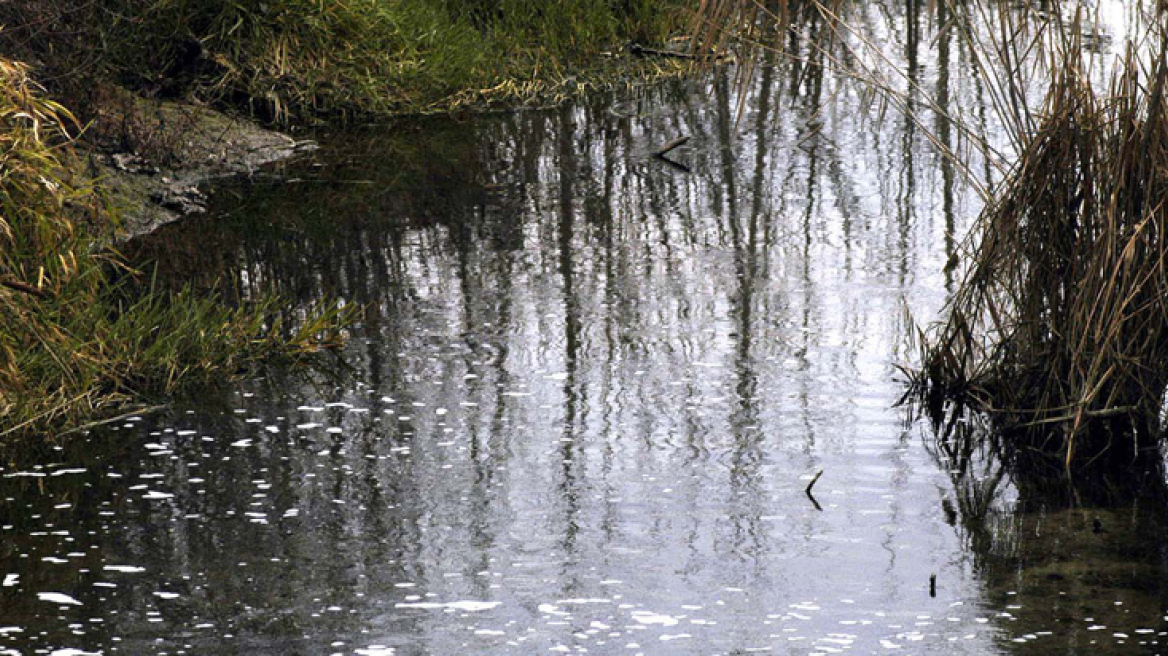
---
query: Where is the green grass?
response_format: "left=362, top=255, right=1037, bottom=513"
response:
left=1, top=0, right=686, bottom=124
left=0, top=57, right=352, bottom=441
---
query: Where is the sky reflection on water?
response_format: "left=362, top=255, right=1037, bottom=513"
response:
left=4, top=2, right=1168, bottom=654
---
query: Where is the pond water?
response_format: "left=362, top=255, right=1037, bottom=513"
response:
left=5, top=4, right=1168, bottom=655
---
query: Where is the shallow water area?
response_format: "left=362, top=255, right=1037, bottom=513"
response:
left=6, top=3, right=1168, bottom=654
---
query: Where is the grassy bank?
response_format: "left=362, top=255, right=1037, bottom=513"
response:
left=0, top=1, right=687, bottom=439
left=1, top=0, right=687, bottom=125
left=0, top=59, right=349, bottom=440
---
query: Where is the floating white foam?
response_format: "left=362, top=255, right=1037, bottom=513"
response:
left=445, top=601, right=500, bottom=612
left=631, top=611, right=679, bottom=627
left=103, top=565, right=146, bottom=573
left=396, top=600, right=500, bottom=612
left=37, top=592, right=82, bottom=606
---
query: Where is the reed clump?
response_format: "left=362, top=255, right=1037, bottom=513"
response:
left=909, top=31, right=1168, bottom=475
left=0, top=57, right=349, bottom=440
left=688, top=0, right=1168, bottom=477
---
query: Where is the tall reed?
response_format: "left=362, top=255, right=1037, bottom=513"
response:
left=911, top=21, right=1168, bottom=474
left=690, top=0, right=1168, bottom=477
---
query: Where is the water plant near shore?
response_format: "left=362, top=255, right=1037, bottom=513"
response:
left=910, top=22, right=1168, bottom=476
left=692, top=0, right=1168, bottom=479
left=0, top=57, right=350, bottom=440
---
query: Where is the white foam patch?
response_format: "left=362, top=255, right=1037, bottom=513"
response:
left=395, top=600, right=500, bottom=612
left=631, top=611, right=679, bottom=627
left=445, top=601, right=501, bottom=612
left=37, top=592, right=82, bottom=606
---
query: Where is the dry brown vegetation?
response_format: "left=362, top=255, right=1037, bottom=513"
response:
left=692, top=0, right=1168, bottom=478
left=911, top=23, right=1168, bottom=475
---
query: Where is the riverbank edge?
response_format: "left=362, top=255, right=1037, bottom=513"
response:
left=0, top=45, right=696, bottom=441
left=97, top=53, right=694, bottom=241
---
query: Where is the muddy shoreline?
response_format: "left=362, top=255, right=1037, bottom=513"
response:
left=88, top=99, right=312, bottom=240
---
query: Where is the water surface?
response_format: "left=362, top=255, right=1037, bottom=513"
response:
left=4, top=4, right=1168, bottom=655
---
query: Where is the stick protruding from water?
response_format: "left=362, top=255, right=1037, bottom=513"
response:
left=805, top=469, right=824, bottom=511
left=652, top=135, right=689, bottom=157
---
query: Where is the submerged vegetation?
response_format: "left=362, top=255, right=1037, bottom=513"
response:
left=0, top=58, right=349, bottom=440
left=693, top=1, right=1168, bottom=482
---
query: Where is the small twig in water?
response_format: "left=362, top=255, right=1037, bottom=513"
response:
left=652, top=135, right=690, bottom=158
left=654, top=155, right=691, bottom=173
left=805, top=469, right=824, bottom=496
left=805, top=469, right=824, bottom=511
